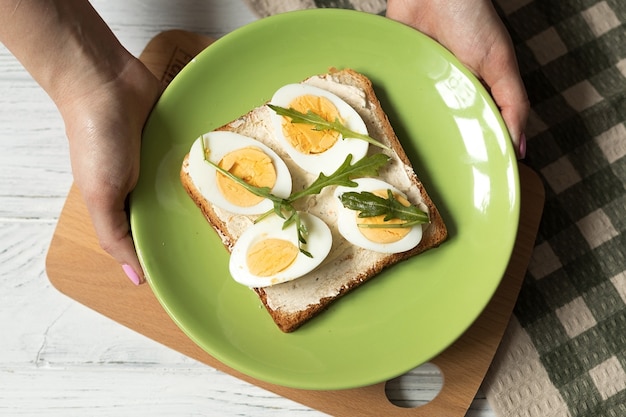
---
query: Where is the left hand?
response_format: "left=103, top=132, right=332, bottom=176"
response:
left=387, top=0, right=530, bottom=158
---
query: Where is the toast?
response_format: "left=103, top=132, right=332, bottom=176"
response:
left=180, top=68, right=447, bottom=332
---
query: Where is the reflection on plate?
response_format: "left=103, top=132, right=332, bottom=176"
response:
left=130, top=9, right=519, bottom=390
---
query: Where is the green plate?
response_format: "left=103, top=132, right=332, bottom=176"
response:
left=131, top=9, right=519, bottom=390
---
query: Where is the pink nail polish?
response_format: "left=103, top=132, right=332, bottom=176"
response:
left=122, top=264, right=141, bottom=286
left=518, top=132, right=527, bottom=159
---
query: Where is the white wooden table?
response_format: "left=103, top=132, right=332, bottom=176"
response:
left=0, top=1, right=495, bottom=415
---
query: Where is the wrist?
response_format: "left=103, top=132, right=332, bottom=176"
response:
left=0, top=0, right=136, bottom=109
left=42, top=3, right=135, bottom=109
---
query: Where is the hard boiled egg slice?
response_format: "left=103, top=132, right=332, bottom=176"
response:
left=187, top=131, right=291, bottom=215
left=334, top=178, right=423, bottom=253
left=269, top=83, right=369, bottom=176
left=229, top=212, right=332, bottom=287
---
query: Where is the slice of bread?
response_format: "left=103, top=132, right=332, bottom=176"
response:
left=180, top=68, right=447, bottom=332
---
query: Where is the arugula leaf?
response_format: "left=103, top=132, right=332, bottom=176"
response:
left=268, top=104, right=391, bottom=151
left=288, top=153, right=390, bottom=201
left=203, top=148, right=390, bottom=255
left=339, top=189, right=429, bottom=227
left=286, top=212, right=313, bottom=258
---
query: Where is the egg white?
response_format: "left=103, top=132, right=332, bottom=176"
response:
left=187, top=131, right=292, bottom=215
left=334, top=178, right=423, bottom=253
left=229, top=212, right=332, bottom=287
left=269, top=83, right=370, bottom=176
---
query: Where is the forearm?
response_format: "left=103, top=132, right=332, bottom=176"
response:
left=0, top=0, right=134, bottom=108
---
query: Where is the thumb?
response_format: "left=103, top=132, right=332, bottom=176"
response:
left=479, top=44, right=530, bottom=159
left=84, top=188, right=145, bottom=286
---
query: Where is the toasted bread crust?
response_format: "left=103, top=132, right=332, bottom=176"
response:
left=180, top=68, right=447, bottom=332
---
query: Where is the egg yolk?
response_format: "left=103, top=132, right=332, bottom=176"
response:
left=357, top=190, right=412, bottom=244
left=282, top=95, right=341, bottom=154
left=216, top=146, right=277, bottom=207
left=247, top=238, right=299, bottom=277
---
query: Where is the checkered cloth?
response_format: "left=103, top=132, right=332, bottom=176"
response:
left=245, top=1, right=626, bottom=416
left=483, top=1, right=626, bottom=417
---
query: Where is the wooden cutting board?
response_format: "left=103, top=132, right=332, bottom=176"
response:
left=45, top=30, right=545, bottom=417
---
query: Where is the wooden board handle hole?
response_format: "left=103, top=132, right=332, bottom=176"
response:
left=385, top=362, right=444, bottom=408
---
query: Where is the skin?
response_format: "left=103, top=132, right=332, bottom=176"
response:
left=0, top=0, right=528, bottom=285
left=387, top=0, right=530, bottom=157
left=0, top=0, right=160, bottom=284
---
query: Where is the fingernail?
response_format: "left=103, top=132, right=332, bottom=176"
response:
left=517, top=132, right=527, bottom=160
left=122, top=264, right=141, bottom=286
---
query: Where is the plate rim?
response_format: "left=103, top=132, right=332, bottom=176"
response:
left=131, top=8, right=521, bottom=390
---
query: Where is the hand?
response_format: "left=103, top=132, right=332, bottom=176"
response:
left=58, top=58, right=161, bottom=284
left=387, top=0, right=529, bottom=158
left=1, top=0, right=161, bottom=285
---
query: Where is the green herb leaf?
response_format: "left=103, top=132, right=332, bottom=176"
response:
left=201, top=137, right=392, bottom=255
left=204, top=154, right=312, bottom=255
left=339, top=189, right=429, bottom=227
left=268, top=104, right=391, bottom=151
left=288, top=153, right=390, bottom=201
